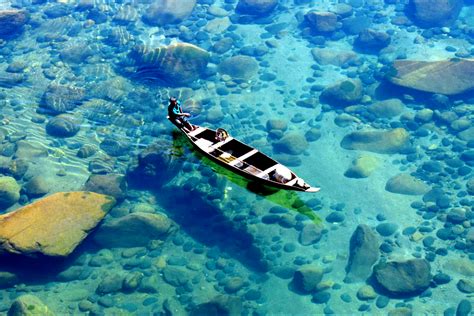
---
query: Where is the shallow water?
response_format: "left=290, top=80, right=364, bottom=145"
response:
left=0, top=0, right=473, bottom=314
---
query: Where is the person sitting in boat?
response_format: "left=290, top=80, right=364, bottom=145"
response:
left=167, top=97, right=195, bottom=132
left=215, top=128, right=229, bottom=142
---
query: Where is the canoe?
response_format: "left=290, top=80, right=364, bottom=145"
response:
left=169, top=119, right=320, bottom=193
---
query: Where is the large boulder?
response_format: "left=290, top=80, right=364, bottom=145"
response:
left=143, top=0, right=196, bottom=25
left=409, top=0, right=463, bottom=27
left=320, top=79, right=363, bottom=106
left=236, top=0, right=278, bottom=16
left=0, top=9, right=28, bottom=38
left=385, top=173, right=430, bottom=195
left=341, top=128, right=410, bottom=154
left=0, top=176, right=21, bottom=209
left=93, top=212, right=173, bottom=248
left=345, top=224, right=379, bottom=283
left=130, top=43, right=210, bottom=85
left=218, top=55, right=259, bottom=81
left=8, top=294, right=55, bottom=316
left=387, top=59, right=474, bottom=96
left=372, top=259, right=432, bottom=296
left=0, top=192, right=115, bottom=257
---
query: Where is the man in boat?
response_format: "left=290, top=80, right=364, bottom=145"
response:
left=167, top=97, right=195, bottom=132
left=215, top=128, right=229, bottom=142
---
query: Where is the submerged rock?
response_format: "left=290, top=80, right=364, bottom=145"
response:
left=218, top=55, right=259, bottom=81
left=130, top=43, right=210, bottom=85
left=293, top=265, right=324, bottom=293
left=321, top=79, right=363, bottom=106
left=60, top=43, right=93, bottom=64
left=273, top=132, right=309, bottom=155
left=236, top=0, right=278, bottom=16
left=344, top=155, right=379, bottom=178
left=387, top=59, right=474, bottom=96
left=0, top=271, right=19, bottom=289
left=143, top=0, right=196, bottom=25
left=45, top=114, right=81, bottom=138
left=41, top=84, right=85, bottom=114
left=83, top=174, right=127, bottom=201
left=127, top=140, right=181, bottom=184
left=113, top=5, right=138, bottom=24
left=0, top=176, right=20, bottom=209
left=311, top=48, right=358, bottom=67
left=373, top=259, right=432, bottom=296
left=93, top=212, right=173, bottom=248
left=190, top=295, right=242, bottom=316
left=0, top=72, right=24, bottom=88
left=8, top=294, right=54, bottom=316
left=341, top=128, right=410, bottom=154
left=305, top=11, right=338, bottom=33
left=368, top=99, right=404, bottom=118
left=0, top=192, right=115, bottom=257
left=0, top=9, right=28, bottom=38
left=385, top=173, right=430, bottom=195
left=410, top=0, right=463, bottom=27
left=354, top=29, right=391, bottom=52
left=299, top=223, right=323, bottom=245
left=345, top=224, right=379, bottom=283
left=24, top=176, right=50, bottom=197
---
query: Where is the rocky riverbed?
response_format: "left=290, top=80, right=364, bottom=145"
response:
left=0, top=0, right=472, bottom=314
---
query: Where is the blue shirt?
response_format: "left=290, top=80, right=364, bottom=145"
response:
left=172, top=101, right=181, bottom=115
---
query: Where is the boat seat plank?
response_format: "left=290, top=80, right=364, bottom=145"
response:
left=210, top=137, right=233, bottom=149
left=195, top=138, right=214, bottom=152
left=256, top=164, right=278, bottom=178
left=188, top=127, right=205, bottom=137
left=228, top=149, right=258, bottom=166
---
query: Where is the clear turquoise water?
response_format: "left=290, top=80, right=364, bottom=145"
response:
left=0, top=0, right=473, bottom=314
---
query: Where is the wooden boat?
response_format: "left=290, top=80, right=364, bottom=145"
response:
left=169, top=119, right=320, bottom=193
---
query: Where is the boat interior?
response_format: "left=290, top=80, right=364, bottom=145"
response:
left=189, top=127, right=300, bottom=184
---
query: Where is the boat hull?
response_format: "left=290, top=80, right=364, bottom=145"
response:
left=169, top=120, right=320, bottom=193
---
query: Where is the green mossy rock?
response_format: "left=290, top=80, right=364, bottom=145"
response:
left=8, top=294, right=55, bottom=316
